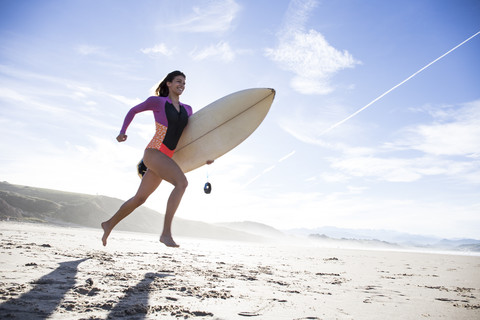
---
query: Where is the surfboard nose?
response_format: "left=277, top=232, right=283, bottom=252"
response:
left=269, top=88, right=276, bottom=99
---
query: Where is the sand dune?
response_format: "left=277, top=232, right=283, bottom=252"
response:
left=0, top=221, right=479, bottom=319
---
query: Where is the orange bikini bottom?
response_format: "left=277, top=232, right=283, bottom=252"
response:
left=146, top=143, right=174, bottom=158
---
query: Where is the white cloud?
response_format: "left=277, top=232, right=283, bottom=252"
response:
left=190, top=42, right=235, bottom=62
left=107, top=93, right=142, bottom=107
left=410, top=123, right=480, bottom=157
left=168, top=0, right=240, bottom=33
left=0, top=86, right=67, bottom=115
left=282, top=0, right=318, bottom=33
left=141, top=43, right=174, bottom=57
left=392, top=100, right=480, bottom=158
left=331, top=156, right=432, bottom=183
left=290, top=75, right=333, bottom=95
left=266, top=30, right=359, bottom=95
left=280, top=97, right=480, bottom=184
left=1, top=65, right=139, bottom=108
left=76, top=44, right=107, bottom=56
left=265, top=1, right=359, bottom=95
left=329, top=101, right=480, bottom=184
left=0, top=87, right=27, bottom=102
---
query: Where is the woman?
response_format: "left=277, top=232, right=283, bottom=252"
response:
left=101, top=70, right=196, bottom=248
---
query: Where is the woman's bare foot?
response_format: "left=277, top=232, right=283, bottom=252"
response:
left=160, top=235, right=179, bottom=248
left=101, top=222, right=111, bottom=246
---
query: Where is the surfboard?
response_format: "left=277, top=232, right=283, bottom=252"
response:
left=173, top=88, right=275, bottom=173
left=138, top=88, right=275, bottom=176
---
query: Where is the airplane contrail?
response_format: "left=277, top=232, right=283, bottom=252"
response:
left=243, top=30, right=479, bottom=187
left=321, top=30, right=480, bottom=135
left=242, top=150, right=296, bottom=188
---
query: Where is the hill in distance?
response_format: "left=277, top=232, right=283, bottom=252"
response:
left=0, top=181, right=268, bottom=243
left=1, top=182, right=478, bottom=253
left=288, top=226, right=480, bottom=252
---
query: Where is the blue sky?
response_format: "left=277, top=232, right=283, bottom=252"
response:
left=1, top=0, right=479, bottom=238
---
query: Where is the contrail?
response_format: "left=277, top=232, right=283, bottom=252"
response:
left=321, top=30, right=480, bottom=135
left=242, top=150, right=296, bottom=188
left=243, top=30, right=479, bottom=187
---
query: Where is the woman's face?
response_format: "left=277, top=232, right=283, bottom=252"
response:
left=167, top=75, right=186, bottom=96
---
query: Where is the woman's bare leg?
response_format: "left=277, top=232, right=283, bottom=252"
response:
left=143, top=149, right=188, bottom=247
left=101, top=169, right=161, bottom=246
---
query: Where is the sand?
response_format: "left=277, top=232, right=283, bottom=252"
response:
left=0, top=221, right=479, bottom=319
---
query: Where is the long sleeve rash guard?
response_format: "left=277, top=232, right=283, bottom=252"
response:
left=120, top=96, right=193, bottom=153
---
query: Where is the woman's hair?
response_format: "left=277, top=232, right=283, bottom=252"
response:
left=155, top=70, right=186, bottom=97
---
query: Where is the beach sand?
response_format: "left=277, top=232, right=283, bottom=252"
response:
left=0, top=221, right=479, bottom=319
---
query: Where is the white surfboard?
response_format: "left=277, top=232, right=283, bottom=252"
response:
left=172, top=88, right=275, bottom=173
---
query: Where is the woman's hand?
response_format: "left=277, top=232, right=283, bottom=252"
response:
left=116, top=134, right=128, bottom=142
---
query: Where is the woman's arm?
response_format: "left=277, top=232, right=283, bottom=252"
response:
left=118, top=96, right=158, bottom=136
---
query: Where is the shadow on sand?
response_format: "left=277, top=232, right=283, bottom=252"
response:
left=106, top=272, right=173, bottom=319
left=0, top=258, right=89, bottom=319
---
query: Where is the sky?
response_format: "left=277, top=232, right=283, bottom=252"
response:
left=1, top=0, right=479, bottom=239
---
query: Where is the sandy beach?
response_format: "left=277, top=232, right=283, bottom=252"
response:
left=0, top=221, right=479, bottom=319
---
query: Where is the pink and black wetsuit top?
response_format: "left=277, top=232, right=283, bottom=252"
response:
left=120, top=96, right=193, bottom=157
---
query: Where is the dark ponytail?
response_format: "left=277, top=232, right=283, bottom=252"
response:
left=155, top=70, right=186, bottom=97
